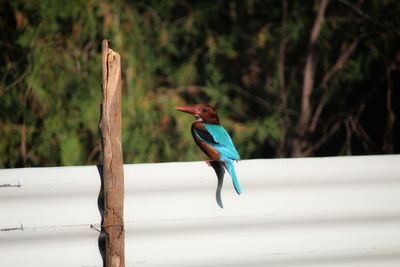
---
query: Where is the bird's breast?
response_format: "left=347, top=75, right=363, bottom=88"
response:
left=191, top=122, right=221, bottom=161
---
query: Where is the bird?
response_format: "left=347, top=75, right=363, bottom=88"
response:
left=176, top=104, right=242, bottom=194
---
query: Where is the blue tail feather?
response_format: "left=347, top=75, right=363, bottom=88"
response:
left=225, top=160, right=242, bottom=194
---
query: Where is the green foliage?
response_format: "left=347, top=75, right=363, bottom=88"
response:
left=1, top=0, right=399, bottom=167
left=60, top=135, right=83, bottom=165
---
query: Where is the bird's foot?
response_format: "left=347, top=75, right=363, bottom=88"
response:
left=205, top=160, right=213, bottom=167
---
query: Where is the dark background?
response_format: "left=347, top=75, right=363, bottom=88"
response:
left=0, top=0, right=399, bottom=167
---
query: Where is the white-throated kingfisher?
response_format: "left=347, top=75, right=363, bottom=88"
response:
left=176, top=104, right=242, bottom=194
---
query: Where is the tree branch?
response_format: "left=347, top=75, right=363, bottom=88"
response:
left=277, top=0, right=289, bottom=157
left=383, top=57, right=397, bottom=153
left=291, top=0, right=330, bottom=156
left=304, top=118, right=342, bottom=155
left=278, top=0, right=288, bottom=113
left=299, top=0, right=330, bottom=130
left=309, top=38, right=359, bottom=132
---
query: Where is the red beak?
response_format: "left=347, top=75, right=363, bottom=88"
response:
left=175, top=106, right=200, bottom=116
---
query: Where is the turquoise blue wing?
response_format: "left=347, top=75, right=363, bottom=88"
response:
left=202, top=124, right=240, bottom=160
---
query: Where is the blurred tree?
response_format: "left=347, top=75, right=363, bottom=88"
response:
left=0, top=0, right=399, bottom=167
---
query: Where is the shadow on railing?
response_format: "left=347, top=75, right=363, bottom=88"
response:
left=96, top=165, right=106, bottom=267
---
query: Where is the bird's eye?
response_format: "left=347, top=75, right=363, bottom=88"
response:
left=202, top=108, right=208, bottom=112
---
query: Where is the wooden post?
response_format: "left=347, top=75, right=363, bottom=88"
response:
left=99, top=39, right=125, bottom=267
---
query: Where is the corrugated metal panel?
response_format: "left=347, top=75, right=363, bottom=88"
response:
left=0, top=166, right=101, bottom=266
left=1, top=155, right=400, bottom=266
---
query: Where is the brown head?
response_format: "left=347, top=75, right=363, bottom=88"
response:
left=175, top=104, right=220, bottom=124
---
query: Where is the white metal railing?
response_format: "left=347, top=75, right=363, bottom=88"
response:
left=1, top=155, right=400, bottom=266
